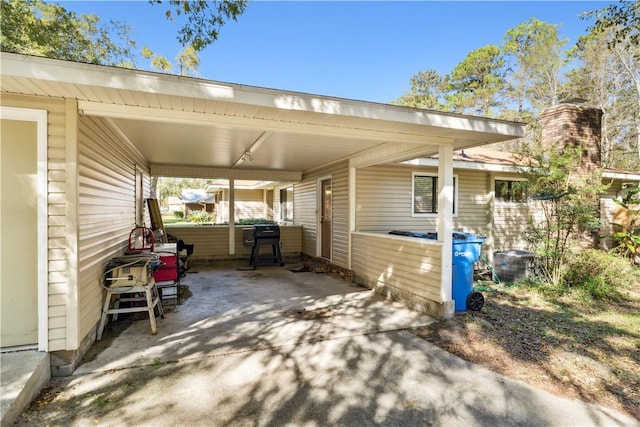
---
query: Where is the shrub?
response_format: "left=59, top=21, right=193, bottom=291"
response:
left=173, top=210, right=184, bottom=219
left=563, top=249, right=638, bottom=300
left=236, top=218, right=274, bottom=225
left=187, top=210, right=211, bottom=223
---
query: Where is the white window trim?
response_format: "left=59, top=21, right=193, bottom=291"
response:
left=411, top=171, right=458, bottom=218
left=495, top=176, right=528, bottom=205
left=277, top=184, right=295, bottom=224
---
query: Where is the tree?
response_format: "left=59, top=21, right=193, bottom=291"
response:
left=502, top=19, right=568, bottom=118
left=584, top=1, right=639, bottom=49
left=150, top=0, right=248, bottom=52
left=445, top=44, right=505, bottom=116
left=0, top=0, right=137, bottom=66
left=391, top=69, right=447, bottom=110
left=519, top=142, right=608, bottom=285
left=1, top=0, right=245, bottom=69
left=565, top=21, right=640, bottom=170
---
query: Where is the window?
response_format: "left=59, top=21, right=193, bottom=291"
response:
left=495, top=179, right=528, bottom=203
left=412, top=173, right=457, bottom=216
left=280, top=186, right=294, bottom=222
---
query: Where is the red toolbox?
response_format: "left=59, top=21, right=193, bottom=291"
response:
left=153, top=244, right=178, bottom=283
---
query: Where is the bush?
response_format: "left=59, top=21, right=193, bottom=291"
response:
left=563, top=249, right=638, bottom=300
left=236, top=218, right=274, bottom=225
left=173, top=210, right=184, bottom=219
left=187, top=210, right=211, bottom=223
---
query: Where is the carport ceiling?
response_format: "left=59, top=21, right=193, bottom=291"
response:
left=111, top=117, right=382, bottom=171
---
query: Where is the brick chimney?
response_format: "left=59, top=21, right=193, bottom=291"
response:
left=539, top=102, right=603, bottom=173
left=539, top=102, right=605, bottom=249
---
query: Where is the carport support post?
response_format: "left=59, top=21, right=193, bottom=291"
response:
left=229, top=179, right=235, bottom=255
left=437, top=145, right=454, bottom=318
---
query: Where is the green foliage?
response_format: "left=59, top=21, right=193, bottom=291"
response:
left=391, top=69, right=446, bottom=110
left=608, top=186, right=640, bottom=263
left=563, top=249, right=639, bottom=300
left=149, top=0, right=248, bottom=51
left=187, top=210, right=211, bottom=223
left=502, top=18, right=567, bottom=115
left=235, top=218, right=274, bottom=225
left=520, top=143, right=608, bottom=285
left=446, top=44, right=505, bottom=116
left=584, top=1, right=639, bottom=49
left=0, top=0, right=136, bottom=65
left=173, top=210, right=184, bottom=219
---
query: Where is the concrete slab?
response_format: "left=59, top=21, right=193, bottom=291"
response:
left=1, top=350, right=49, bottom=426
left=76, top=265, right=435, bottom=374
left=9, top=266, right=639, bottom=426
left=13, top=332, right=639, bottom=426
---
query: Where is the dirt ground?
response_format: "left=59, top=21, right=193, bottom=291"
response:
left=411, top=283, right=640, bottom=421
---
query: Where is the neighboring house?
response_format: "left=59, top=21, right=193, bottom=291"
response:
left=0, top=52, right=524, bottom=380
left=166, top=196, right=183, bottom=214
left=203, top=180, right=275, bottom=223
left=181, top=189, right=215, bottom=216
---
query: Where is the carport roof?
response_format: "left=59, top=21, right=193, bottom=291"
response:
left=1, top=53, right=526, bottom=180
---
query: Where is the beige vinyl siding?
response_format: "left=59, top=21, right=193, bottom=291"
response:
left=331, top=165, right=349, bottom=267
left=356, top=165, right=490, bottom=235
left=493, top=203, right=529, bottom=250
left=165, top=225, right=302, bottom=263
left=1, top=94, right=69, bottom=351
left=491, top=172, right=529, bottom=251
left=165, top=226, right=230, bottom=262
left=351, top=232, right=443, bottom=302
left=77, top=116, right=149, bottom=342
left=217, top=189, right=272, bottom=222
left=600, top=180, right=629, bottom=250
left=296, top=161, right=349, bottom=268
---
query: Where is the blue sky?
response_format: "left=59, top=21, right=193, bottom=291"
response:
left=59, top=1, right=605, bottom=104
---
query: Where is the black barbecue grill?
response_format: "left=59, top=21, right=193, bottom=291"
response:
left=243, top=224, right=284, bottom=268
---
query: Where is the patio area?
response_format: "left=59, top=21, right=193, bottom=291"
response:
left=9, top=264, right=638, bottom=426
left=77, top=263, right=436, bottom=374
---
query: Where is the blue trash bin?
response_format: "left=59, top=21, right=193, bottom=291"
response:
left=452, top=233, right=485, bottom=312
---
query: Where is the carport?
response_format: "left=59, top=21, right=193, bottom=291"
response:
left=0, top=52, right=524, bottom=370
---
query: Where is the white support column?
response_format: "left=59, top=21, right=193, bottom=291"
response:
left=347, top=164, right=356, bottom=269
left=438, top=145, right=454, bottom=317
left=228, top=179, right=235, bottom=255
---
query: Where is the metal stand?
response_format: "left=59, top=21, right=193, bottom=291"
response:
left=249, top=241, right=284, bottom=268
left=97, top=278, right=164, bottom=340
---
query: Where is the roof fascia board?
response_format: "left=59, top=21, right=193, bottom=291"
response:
left=402, top=157, right=523, bottom=173
left=150, top=164, right=302, bottom=181
left=603, top=171, right=640, bottom=181
left=78, top=100, right=452, bottom=145
left=3, top=53, right=525, bottom=138
left=349, top=142, right=444, bottom=169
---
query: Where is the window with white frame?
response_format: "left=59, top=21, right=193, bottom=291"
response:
left=495, top=179, right=528, bottom=203
left=280, top=186, right=294, bottom=222
left=412, top=172, right=457, bottom=216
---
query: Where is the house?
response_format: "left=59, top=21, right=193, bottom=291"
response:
left=368, top=103, right=640, bottom=265
left=0, top=52, right=525, bottom=379
left=202, top=179, right=275, bottom=223
left=181, top=189, right=215, bottom=217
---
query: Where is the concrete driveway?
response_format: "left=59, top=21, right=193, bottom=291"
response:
left=13, top=265, right=639, bottom=426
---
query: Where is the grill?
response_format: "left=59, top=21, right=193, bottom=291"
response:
left=243, top=224, right=284, bottom=268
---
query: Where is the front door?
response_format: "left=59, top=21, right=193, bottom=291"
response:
left=320, top=179, right=332, bottom=259
left=1, top=119, right=39, bottom=348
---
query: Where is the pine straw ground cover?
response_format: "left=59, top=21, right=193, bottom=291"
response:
left=411, top=280, right=640, bottom=421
